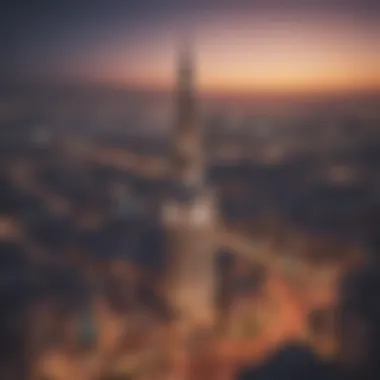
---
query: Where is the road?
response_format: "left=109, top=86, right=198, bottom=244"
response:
left=7, top=152, right=341, bottom=320
left=89, top=146, right=168, bottom=179
left=5, top=150, right=343, bottom=379
left=6, top=161, right=74, bottom=267
left=213, top=228, right=342, bottom=380
left=10, top=161, right=72, bottom=217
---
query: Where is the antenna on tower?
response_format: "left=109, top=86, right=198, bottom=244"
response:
left=177, top=34, right=194, bottom=80
left=176, top=33, right=196, bottom=131
left=177, top=29, right=197, bottom=75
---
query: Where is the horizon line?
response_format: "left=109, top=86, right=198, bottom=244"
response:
left=2, top=77, right=380, bottom=99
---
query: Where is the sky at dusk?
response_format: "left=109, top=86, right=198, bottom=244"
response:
left=2, top=0, right=380, bottom=95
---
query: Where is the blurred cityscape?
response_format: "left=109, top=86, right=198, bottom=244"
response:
left=2, top=1, right=380, bottom=375
left=1, top=49, right=380, bottom=379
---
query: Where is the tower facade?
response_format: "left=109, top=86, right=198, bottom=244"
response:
left=162, top=43, right=218, bottom=329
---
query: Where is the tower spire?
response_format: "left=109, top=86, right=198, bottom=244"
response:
left=171, top=39, right=203, bottom=196
left=177, top=38, right=195, bottom=133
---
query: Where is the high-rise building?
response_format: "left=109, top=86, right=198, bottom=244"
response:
left=161, top=42, right=218, bottom=330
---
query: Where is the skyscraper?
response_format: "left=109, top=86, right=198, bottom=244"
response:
left=162, top=42, right=218, bottom=330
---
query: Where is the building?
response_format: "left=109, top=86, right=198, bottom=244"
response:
left=161, top=43, right=218, bottom=331
left=336, top=266, right=380, bottom=378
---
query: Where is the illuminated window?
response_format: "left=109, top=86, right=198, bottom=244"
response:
left=191, top=202, right=210, bottom=224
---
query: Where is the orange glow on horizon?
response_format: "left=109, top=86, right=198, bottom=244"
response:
left=103, top=58, right=380, bottom=98
left=196, top=64, right=380, bottom=95
left=88, top=11, right=380, bottom=96
left=110, top=70, right=380, bottom=97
